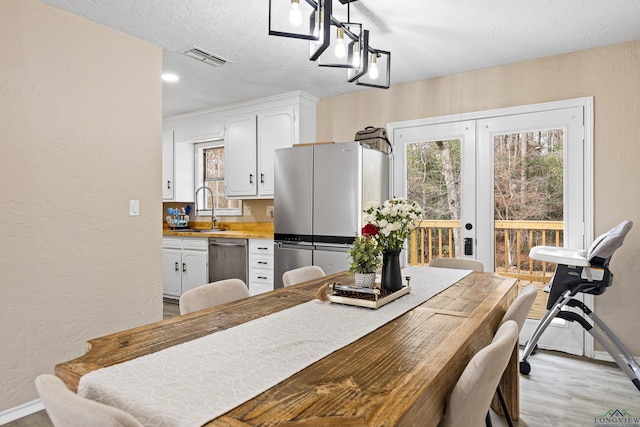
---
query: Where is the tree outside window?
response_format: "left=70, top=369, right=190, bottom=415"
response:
left=195, top=143, right=241, bottom=216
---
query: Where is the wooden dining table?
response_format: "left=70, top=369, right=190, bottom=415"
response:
left=56, top=270, right=519, bottom=426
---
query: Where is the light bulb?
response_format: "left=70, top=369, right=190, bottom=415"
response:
left=313, top=10, right=323, bottom=39
left=352, top=41, right=361, bottom=67
left=368, top=54, right=379, bottom=80
left=289, top=0, right=302, bottom=27
left=334, top=27, right=346, bottom=59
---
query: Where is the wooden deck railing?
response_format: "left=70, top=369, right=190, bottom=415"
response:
left=408, top=219, right=564, bottom=283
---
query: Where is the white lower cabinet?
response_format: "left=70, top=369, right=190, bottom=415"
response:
left=162, top=237, right=208, bottom=299
left=248, top=239, right=274, bottom=295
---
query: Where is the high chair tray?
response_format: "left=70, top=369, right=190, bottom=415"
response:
left=529, top=245, right=589, bottom=266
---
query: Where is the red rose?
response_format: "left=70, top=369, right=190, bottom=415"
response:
left=362, top=223, right=378, bottom=237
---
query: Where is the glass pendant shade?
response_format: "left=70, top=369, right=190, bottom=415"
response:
left=268, top=0, right=322, bottom=40
left=356, top=49, right=390, bottom=89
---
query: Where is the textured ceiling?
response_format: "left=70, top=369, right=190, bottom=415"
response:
left=39, top=0, right=640, bottom=118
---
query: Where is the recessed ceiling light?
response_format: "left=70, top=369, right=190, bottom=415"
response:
left=162, top=73, right=180, bottom=82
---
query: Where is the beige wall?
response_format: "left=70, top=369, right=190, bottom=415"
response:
left=318, top=40, right=640, bottom=355
left=0, top=0, right=163, bottom=413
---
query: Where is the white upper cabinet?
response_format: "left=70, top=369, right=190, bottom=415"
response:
left=162, top=130, right=174, bottom=200
left=224, top=114, right=258, bottom=197
left=225, top=107, right=297, bottom=198
left=163, top=91, right=317, bottom=200
left=257, top=108, right=296, bottom=197
left=223, top=92, right=317, bottom=199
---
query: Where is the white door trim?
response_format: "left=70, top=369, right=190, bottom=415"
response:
left=387, top=97, right=594, bottom=356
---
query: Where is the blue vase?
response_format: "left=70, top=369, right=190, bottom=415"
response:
left=381, top=250, right=402, bottom=292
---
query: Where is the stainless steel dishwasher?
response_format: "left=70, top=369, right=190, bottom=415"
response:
left=208, top=238, right=248, bottom=286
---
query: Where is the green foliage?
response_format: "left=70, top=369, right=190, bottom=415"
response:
left=348, top=235, right=382, bottom=274
left=406, top=131, right=564, bottom=222
left=406, top=140, right=461, bottom=220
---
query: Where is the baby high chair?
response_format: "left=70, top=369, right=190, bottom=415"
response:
left=519, top=220, right=640, bottom=391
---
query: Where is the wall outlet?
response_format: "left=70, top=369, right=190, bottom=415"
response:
left=243, top=205, right=251, bottom=216
left=266, top=205, right=274, bottom=217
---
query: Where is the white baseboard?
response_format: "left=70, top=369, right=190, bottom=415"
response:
left=0, top=399, right=44, bottom=426
left=593, top=349, right=640, bottom=365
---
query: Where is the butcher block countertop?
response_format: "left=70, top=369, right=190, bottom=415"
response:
left=163, top=222, right=274, bottom=240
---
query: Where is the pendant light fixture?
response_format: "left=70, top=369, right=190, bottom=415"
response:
left=356, top=48, right=390, bottom=89
left=347, top=29, right=369, bottom=82
left=317, top=0, right=363, bottom=69
left=268, top=0, right=391, bottom=89
left=268, top=0, right=322, bottom=40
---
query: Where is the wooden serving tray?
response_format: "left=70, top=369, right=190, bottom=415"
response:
left=326, top=284, right=411, bottom=309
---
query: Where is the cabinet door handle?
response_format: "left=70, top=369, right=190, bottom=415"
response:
left=258, top=276, right=267, bottom=280
left=182, top=263, right=187, bottom=273
left=167, top=180, right=172, bottom=189
left=258, top=261, right=268, bottom=265
left=257, top=247, right=269, bottom=251
left=249, top=174, right=253, bottom=184
left=174, top=262, right=179, bottom=271
left=260, top=173, right=264, bottom=184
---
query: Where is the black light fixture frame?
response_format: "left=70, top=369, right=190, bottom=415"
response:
left=317, top=22, right=363, bottom=68
left=268, top=0, right=322, bottom=41
left=356, top=48, right=391, bottom=89
left=347, top=29, right=369, bottom=81
left=308, top=0, right=332, bottom=60
left=268, top=0, right=391, bottom=89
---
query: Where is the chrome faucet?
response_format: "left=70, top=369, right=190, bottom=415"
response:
left=194, top=186, right=217, bottom=230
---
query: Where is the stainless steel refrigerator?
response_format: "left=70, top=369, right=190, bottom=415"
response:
left=273, top=141, right=389, bottom=288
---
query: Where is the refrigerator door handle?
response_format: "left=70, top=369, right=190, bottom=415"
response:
left=314, top=244, right=350, bottom=252
left=276, top=242, right=314, bottom=249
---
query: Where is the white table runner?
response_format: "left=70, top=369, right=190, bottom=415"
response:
left=78, top=266, right=470, bottom=427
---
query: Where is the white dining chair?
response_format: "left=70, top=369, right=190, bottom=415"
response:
left=428, top=257, right=485, bottom=272
left=439, top=320, right=519, bottom=427
left=493, top=284, right=538, bottom=426
left=282, top=266, right=326, bottom=287
left=179, top=278, right=250, bottom=315
left=35, top=374, right=143, bottom=427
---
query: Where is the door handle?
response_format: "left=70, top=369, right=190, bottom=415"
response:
left=167, top=180, right=172, bottom=189
left=182, top=262, right=187, bottom=273
left=464, top=238, right=473, bottom=256
left=249, top=174, right=253, bottom=184
left=174, top=261, right=179, bottom=272
left=260, top=173, right=265, bottom=184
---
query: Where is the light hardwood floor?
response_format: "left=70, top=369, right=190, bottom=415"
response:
left=8, top=303, right=639, bottom=426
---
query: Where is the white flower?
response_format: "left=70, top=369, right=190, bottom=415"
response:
left=361, top=197, right=424, bottom=251
left=365, top=200, right=379, bottom=210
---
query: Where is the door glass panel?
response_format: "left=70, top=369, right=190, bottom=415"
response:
left=493, top=129, right=564, bottom=320
left=406, top=139, right=462, bottom=263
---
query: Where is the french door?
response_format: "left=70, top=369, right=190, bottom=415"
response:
left=390, top=99, right=593, bottom=355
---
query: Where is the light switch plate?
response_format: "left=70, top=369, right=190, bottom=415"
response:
left=266, top=205, right=274, bottom=217
left=243, top=205, right=251, bottom=216
left=129, top=200, right=140, bottom=216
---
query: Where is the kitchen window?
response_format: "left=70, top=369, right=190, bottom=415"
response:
left=194, top=141, right=242, bottom=216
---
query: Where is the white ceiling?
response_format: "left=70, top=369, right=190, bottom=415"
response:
left=40, top=0, right=640, bottom=118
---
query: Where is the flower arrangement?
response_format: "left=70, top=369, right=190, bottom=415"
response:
left=363, top=197, right=424, bottom=251
left=348, top=224, right=382, bottom=274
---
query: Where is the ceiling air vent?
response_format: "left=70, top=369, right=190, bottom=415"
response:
left=179, top=46, right=230, bottom=67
